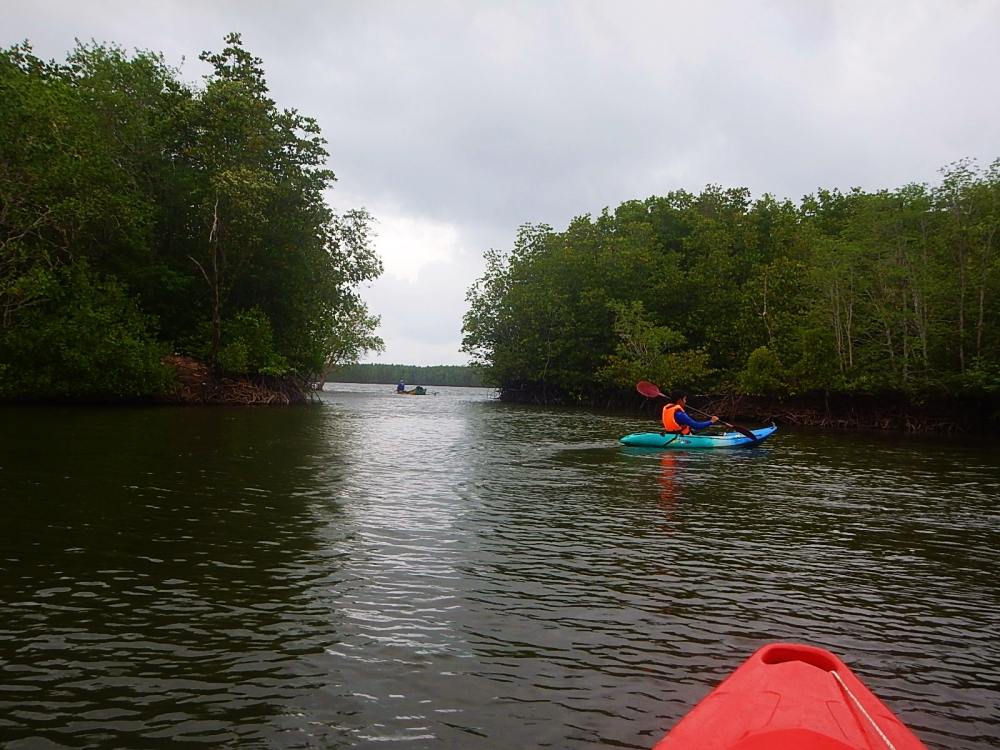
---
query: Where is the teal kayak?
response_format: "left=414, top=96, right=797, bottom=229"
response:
left=619, top=424, right=777, bottom=449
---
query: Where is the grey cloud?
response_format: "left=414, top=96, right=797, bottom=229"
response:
left=6, top=1, right=999, bottom=364
left=13, top=2, right=995, bottom=228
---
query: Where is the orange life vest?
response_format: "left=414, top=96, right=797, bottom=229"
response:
left=662, top=404, right=691, bottom=434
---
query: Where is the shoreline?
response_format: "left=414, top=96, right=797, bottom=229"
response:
left=700, top=392, right=997, bottom=434
left=4, top=372, right=997, bottom=434
left=498, top=387, right=1000, bottom=435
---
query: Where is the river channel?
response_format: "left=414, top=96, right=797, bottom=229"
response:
left=1, top=384, right=998, bottom=749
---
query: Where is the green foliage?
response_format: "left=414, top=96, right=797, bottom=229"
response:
left=597, top=300, right=711, bottom=390
left=0, top=36, right=383, bottom=401
left=739, top=346, right=786, bottom=396
left=464, top=165, right=1000, bottom=404
left=959, top=357, right=1000, bottom=395
left=315, top=294, right=384, bottom=383
left=217, top=307, right=288, bottom=376
left=0, top=263, right=170, bottom=399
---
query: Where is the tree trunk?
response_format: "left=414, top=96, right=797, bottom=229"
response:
left=974, top=225, right=995, bottom=359
left=209, top=196, right=223, bottom=370
left=831, top=280, right=845, bottom=374
left=958, top=244, right=966, bottom=373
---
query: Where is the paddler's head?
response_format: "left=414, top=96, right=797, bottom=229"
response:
left=670, top=389, right=688, bottom=406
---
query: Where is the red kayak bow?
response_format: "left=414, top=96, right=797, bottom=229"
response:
left=652, top=643, right=928, bottom=750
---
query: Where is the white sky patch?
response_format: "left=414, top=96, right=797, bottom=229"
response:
left=371, top=211, right=462, bottom=284
left=359, top=248, right=483, bottom=367
left=6, top=1, right=1000, bottom=366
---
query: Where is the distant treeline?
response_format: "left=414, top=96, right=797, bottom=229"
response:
left=326, top=363, right=486, bottom=387
left=462, top=161, right=1000, bottom=420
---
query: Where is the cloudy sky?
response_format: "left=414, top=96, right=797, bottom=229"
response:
left=6, top=1, right=999, bottom=365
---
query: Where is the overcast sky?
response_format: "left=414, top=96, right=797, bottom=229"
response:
left=6, top=1, right=999, bottom=365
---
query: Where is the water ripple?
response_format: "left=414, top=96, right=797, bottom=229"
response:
left=0, top=393, right=997, bottom=748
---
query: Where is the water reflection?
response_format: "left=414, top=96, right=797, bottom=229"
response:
left=1, top=391, right=998, bottom=750
left=658, top=452, right=679, bottom=515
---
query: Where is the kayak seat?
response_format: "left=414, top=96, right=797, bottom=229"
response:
left=759, top=643, right=840, bottom=673
left=729, top=728, right=858, bottom=750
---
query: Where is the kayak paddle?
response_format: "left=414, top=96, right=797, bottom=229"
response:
left=635, top=380, right=758, bottom=442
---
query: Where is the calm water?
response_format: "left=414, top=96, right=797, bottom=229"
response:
left=1, top=384, right=998, bottom=749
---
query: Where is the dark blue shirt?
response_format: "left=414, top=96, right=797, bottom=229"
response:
left=675, top=409, right=713, bottom=431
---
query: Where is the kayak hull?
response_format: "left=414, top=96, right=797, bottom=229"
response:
left=619, top=424, right=776, bottom=449
left=652, top=643, right=928, bottom=750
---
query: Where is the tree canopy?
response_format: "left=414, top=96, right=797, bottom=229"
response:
left=0, top=34, right=383, bottom=400
left=463, top=163, right=1000, bottom=405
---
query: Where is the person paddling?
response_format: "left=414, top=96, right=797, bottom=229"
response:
left=396, top=379, right=405, bottom=393
left=662, top=390, right=719, bottom=434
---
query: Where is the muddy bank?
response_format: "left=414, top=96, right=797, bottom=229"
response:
left=498, top=383, right=1000, bottom=434
left=161, top=355, right=311, bottom=406
left=698, top=392, right=999, bottom=434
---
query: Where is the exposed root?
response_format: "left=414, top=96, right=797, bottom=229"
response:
left=161, top=355, right=311, bottom=405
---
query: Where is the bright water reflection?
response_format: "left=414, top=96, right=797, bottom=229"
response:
left=1, top=384, right=998, bottom=749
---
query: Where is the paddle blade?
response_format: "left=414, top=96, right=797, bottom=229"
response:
left=636, top=381, right=665, bottom=399
left=729, top=423, right=757, bottom=441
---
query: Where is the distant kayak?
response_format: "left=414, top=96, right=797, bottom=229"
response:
left=652, top=642, right=929, bottom=750
left=396, top=386, right=427, bottom=395
left=619, top=424, right=776, bottom=448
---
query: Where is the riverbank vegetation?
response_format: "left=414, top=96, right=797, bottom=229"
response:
left=463, top=163, right=1000, bottom=430
left=325, top=363, right=485, bottom=387
left=0, top=35, right=383, bottom=403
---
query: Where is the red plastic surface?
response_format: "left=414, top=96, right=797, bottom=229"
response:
left=651, top=643, right=929, bottom=750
